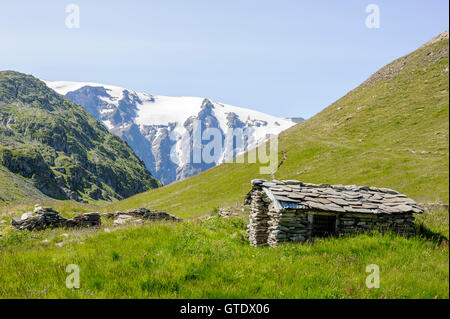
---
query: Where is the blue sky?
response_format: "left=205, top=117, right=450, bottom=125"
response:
left=0, top=1, right=448, bottom=118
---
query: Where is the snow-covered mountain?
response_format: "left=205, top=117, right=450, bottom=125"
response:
left=45, top=81, right=296, bottom=185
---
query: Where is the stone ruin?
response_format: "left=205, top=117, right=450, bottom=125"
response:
left=245, top=179, right=424, bottom=247
left=11, top=205, right=101, bottom=231
left=102, top=208, right=181, bottom=226
left=11, top=205, right=181, bottom=231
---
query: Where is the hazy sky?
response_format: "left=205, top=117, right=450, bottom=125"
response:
left=1, top=0, right=448, bottom=118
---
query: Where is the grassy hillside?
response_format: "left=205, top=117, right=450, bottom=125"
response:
left=109, top=31, right=449, bottom=218
left=0, top=166, right=50, bottom=203
left=0, top=71, right=161, bottom=203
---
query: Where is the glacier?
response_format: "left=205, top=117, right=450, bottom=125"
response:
left=45, top=80, right=297, bottom=185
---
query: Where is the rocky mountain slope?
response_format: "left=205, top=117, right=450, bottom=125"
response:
left=108, top=30, right=449, bottom=218
left=45, top=81, right=296, bottom=185
left=0, top=71, right=160, bottom=203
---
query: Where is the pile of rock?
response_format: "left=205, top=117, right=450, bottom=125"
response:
left=218, top=208, right=240, bottom=218
left=71, top=212, right=102, bottom=228
left=10, top=205, right=181, bottom=231
left=101, top=208, right=181, bottom=226
left=246, top=184, right=271, bottom=247
left=11, top=205, right=101, bottom=231
left=113, top=214, right=144, bottom=226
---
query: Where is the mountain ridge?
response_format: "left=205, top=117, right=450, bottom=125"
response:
left=0, top=71, right=160, bottom=203
left=45, top=80, right=296, bottom=185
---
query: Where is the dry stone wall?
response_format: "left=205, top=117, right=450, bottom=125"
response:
left=248, top=208, right=416, bottom=247
left=246, top=185, right=270, bottom=246
left=102, top=208, right=181, bottom=222
left=338, top=213, right=415, bottom=237
left=103, top=208, right=182, bottom=226
left=267, top=208, right=309, bottom=246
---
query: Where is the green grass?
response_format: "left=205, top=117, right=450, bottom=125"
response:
left=0, top=210, right=448, bottom=299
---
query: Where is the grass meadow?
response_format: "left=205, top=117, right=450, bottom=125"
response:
left=0, top=207, right=448, bottom=299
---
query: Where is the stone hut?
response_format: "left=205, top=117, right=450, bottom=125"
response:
left=245, top=179, right=424, bottom=247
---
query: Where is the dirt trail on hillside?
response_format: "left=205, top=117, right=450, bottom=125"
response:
left=271, top=151, right=287, bottom=180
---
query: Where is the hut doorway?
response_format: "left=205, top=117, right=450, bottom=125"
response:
left=311, top=214, right=336, bottom=238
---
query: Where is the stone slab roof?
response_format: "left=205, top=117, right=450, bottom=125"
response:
left=250, top=179, right=424, bottom=214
